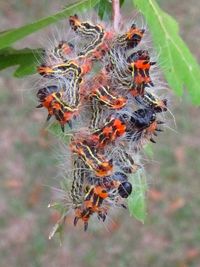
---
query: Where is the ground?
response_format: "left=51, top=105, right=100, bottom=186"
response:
left=0, top=0, right=200, bottom=266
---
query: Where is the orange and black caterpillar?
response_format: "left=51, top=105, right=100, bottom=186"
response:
left=128, top=50, right=155, bottom=96
left=48, top=41, right=74, bottom=61
left=73, top=174, right=133, bottom=230
left=121, top=108, right=164, bottom=145
left=89, top=98, right=104, bottom=130
left=69, top=14, right=114, bottom=60
left=37, top=86, right=79, bottom=131
left=135, top=91, right=168, bottom=113
left=70, top=139, right=113, bottom=177
left=106, top=49, right=156, bottom=97
left=73, top=184, right=109, bottom=231
left=114, top=150, right=140, bottom=174
left=70, top=157, right=87, bottom=206
left=69, top=14, right=104, bottom=57
left=37, top=60, right=88, bottom=108
left=89, top=85, right=127, bottom=110
left=96, top=172, right=133, bottom=199
left=116, top=23, right=145, bottom=49
left=89, top=117, right=127, bottom=149
left=69, top=14, right=105, bottom=41
left=34, top=13, right=171, bottom=234
left=128, top=50, right=155, bottom=83
left=37, top=60, right=82, bottom=78
left=70, top=156, right=133, bottom=230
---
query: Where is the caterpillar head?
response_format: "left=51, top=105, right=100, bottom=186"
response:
left=118, top=182, right=132, bottom=198
left=126, top=24, right=145, bottom=49
left=69, top=14, right=80, bottom=31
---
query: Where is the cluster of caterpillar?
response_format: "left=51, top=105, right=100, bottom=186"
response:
left=35, top=14, right=169, bottom=234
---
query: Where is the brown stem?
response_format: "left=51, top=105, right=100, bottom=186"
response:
left=112, top=0, right=121, bottom=31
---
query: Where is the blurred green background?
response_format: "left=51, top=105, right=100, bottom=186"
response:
left=0, top=1, right=200, bottom=266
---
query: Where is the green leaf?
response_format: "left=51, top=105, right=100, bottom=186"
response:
left=0, top=47, right=43, bottom=77
left=144, top=143, right=154, bottom=159
left=95, top=0, right=112, bottom=20
left=128, top=170, right=147, bottom=223
left=0, top=0, right=99, bottom=50
left=47, top=122, right=70, bottom=144
left=133, top=0, right=200, bottom=105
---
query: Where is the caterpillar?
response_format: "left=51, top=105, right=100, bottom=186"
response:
left=115, top=23, right=145, bottom=49
left=70, top=139, right=113, bottom=177
left=74, top=184, right=109, bottom=231
left=34, top=13, right=171, bottom=235
left=73, top=173, right=133, bottom=230
left=36, top=86, right=79, bottom=131
left=69, top=14, right=114, bottom=60
left=89, top=85, right=127, bottom=110
left=135, top=91, right=168, bottom=113
left=114, top=149, right=140, bottom=174
left=89, top=116, right=127, bottom=149
left=48, top=41, right=74, bottom=62
left=70, top=157, right=86, bottom=205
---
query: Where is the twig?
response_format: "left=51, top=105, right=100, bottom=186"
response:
left=112, top=0, right=121, bottom=31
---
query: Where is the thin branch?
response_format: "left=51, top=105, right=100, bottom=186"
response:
left=112, top=0, right=121, bottom=31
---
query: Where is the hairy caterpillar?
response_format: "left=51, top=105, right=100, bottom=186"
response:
left=34, top=12, right=171, bottom=235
